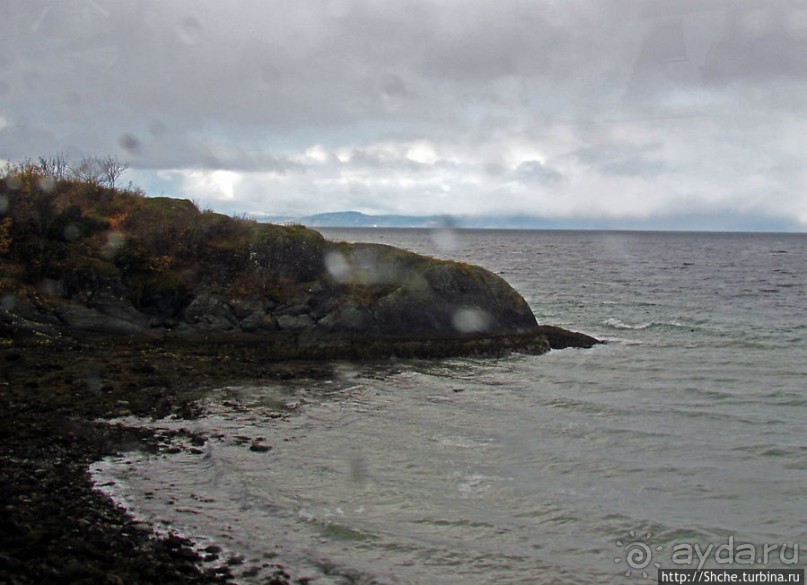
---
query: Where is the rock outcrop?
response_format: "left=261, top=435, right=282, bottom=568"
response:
left=0, top=175, right=599, bottom=356
left=0, top=234, right=599, bottom=357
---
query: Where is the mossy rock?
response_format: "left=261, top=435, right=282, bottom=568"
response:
left=249, top=223, right=326, bottom=283
left=130, top=197, right=200, bottom=224
left=312, top=242, right=537, bottom=338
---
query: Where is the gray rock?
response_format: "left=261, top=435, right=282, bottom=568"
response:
left=183, top=293, right=237, bottom=329
left=229, top=298, right=258, bottom=320
left=54, top=303, right=147, bottom=336
left=316, top=302, right=374, bottom=333
left=239, top=311, right=278, bottom=333
left=275, top=314, right=315, bottom=331
left=315, top=242, right=537, bottom=338
left=273, top=302, right=310, bottom=317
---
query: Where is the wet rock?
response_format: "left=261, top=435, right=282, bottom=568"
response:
left=316, top=301, right=373, bottom=333
left=54, top=302, right=147, bottom=335
left=239, top=311, right=277, bottom=333
left=249, top=443, right=272, bottom=453
left=275, top=314, right=314, bottom=331
left=182, top=293, right=236, bottom=330
left=536, top=325, right=601, bottom=349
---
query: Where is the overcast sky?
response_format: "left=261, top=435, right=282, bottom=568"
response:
left=2, top=0, right=807, bottom=230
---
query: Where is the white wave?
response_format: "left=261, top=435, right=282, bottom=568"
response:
left=603, top=317, right=653, bottom=330
left=603, top=317, right=691, bottom=330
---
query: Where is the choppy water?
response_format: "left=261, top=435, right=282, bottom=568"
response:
left=92, top=230, right=807, bottom=584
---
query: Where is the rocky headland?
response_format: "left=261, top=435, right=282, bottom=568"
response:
left=0, top=164, right=599, bottom=583
left=0, top=166, right=597, bottom=354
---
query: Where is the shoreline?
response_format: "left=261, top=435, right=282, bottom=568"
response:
left=0, top=338, right=335, bottom=585
left=0, top=327, right=599, bottom=584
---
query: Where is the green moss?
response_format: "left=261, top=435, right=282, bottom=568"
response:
left=138, top=196, right=199, bottom=216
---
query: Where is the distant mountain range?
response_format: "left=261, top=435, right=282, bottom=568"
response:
left=253, top=210, right=805, bottom=232
left=295, top=211, right=451, bottom=228
left=256, top=211, right=582, bottom=230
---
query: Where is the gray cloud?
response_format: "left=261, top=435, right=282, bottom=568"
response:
left=1, top=0, right=806, bottom=229
left=514, top=161, right=565, bottom=184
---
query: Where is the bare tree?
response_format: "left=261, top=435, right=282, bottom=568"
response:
left=97, top=155, right=129, bottom=189
left=71, top=158, right=104, bottom=186
left=37, top=154, right=70, bottom=181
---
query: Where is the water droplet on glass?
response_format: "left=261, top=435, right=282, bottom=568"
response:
left=37, top=175, right=56, bottom=193
left=6, top=175, right=21, bottom=191
left=63, top=224, right=81, bottom=242
left=379, top=74, right=407, bottom=98
left=349, top=456, right=368, bottom=483
left=1, top=294, right=15, bottom=311
left=86, top=371, right=103, bottom=394
left=325, top=251, right=351, bottom=283
left=0, top=195, right=8, bottom=214
left=101, top=231, right=125, bottom=259
left=430, top=216, right=459, bottom=253
left=38, top=278, right=60, bottom=297
left=452, top=308, right=492, bottom=334
left=119, top=133, right=142, bottom=155
left=431, top=227, right=458, bottom=253
left=178, top=16, right=202, bottom=45
left=149, top=119, right=167, bottom=137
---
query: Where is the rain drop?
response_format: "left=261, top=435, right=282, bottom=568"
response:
left=325, top=251, right=351, bottom=283
left=38, top=175, right=56, bottom=193
left=149, top=119, right=167, bottom=137
left=63, top=224, right=81, bottom=242
left=349, top=456, right=368, bottom=483
left=119, top=133, right=142, bottom=155
left=38, top=279, right=60, bottom=297
left=379, top=74, right=407, bottom=98
left=429, top=216, right=459, bottom=252
left=178, top=16, right=203, bottom=45
left=452, top=308, right=492, bottom=334
left=101, top=231, right=125, bottom=259
left=1, top=294, right=15, bottom=311
left=431, top=226, right=458, bottom=253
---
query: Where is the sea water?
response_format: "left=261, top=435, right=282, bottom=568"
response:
left=92, top=229, right=807, bottom=584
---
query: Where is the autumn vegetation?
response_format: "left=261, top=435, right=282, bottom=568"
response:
left=0, top=156, right=326, bottom=321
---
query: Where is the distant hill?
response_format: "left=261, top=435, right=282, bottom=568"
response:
left=258, top=211, right=562, bottom=229
left=253, top=210, right=806, bottom=232
left=292, top=211, right=453, bottom=228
